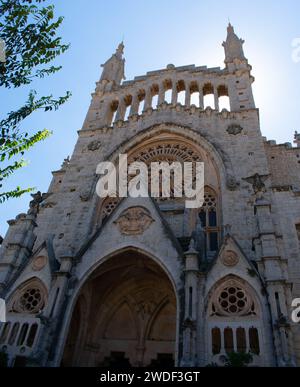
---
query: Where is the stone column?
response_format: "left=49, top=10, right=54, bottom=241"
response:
left=254, top=197, right=296, bottom=366
left=227, top=82, right=237, bottom=112
left=171, top=82, right=178, bottom=105
left=181, top=248, right=199, bottom=366
left=214, top=88, right=219, bottom=111
left=158, top=83, right=165, bottom=105
left=185, top=85, right=191, bottom=107
left=143, top=87, right=152, bottom=111
left=198, top=86, right=204, bottom=109
left=38, top=255, right=74, bottom=366
left=196, top=273, right=206, bottom=366
left=115, top=97, right=126, bottom=121
left=129, top=94, right=140, bottom=116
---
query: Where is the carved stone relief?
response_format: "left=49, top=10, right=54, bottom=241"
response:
left=32, top=255, right=48, bottom=271
left=114, top=207, right=154, bottom=235
left=227, top=124, right=243, bottom=135
left=87, top=140, right=101, bottom=152
left=222, top=250, right=239, bottom=267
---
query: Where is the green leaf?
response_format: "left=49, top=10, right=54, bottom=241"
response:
left=0, top=0, right=71, bottom=203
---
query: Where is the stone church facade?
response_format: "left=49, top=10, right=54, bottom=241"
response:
left=0, top=24, right=300, bottom=367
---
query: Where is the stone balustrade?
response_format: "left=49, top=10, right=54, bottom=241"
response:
left=91, top=64, right=253, bottom=129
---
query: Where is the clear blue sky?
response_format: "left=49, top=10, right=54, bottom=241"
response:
left=1, top=0, right=300, bottom=237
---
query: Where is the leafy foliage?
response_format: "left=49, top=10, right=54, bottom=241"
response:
left=0, top=0, right=71, bottom=203
left=224, top=351, right=253, bottom=367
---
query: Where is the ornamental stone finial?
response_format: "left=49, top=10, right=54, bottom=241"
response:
left=100, top=42, right=126, bottom=86
left=223, top=23, right=247, bottom=64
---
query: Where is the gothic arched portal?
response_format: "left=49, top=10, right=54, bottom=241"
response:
left=61, top=251, right=177, bottom=367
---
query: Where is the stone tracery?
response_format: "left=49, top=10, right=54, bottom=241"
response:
left=207, top=277, right=262, bottom=363
left=8, top=279, right=47, bottom=315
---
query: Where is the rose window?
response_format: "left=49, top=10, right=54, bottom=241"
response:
left=218, top=286, right=247, bottom=315
left=9, top=286, right=45, bottom=314
left=19, top=288, right=44, bottom=313
left=214, top=285, right=256, bottom=317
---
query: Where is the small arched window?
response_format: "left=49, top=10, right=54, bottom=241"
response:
left=198, top=188, right=219, bottom=252
left=26, top=323, right=39, bottom=348
left=138, top=90, right=146, bottom=115
left=249, top=327, right=260, bottom=355
left=212, top=327, right=221, bottom=355
left=8, top=322, right=20, bottom=345
left=151, top=84, right=159, bottom=109
left=203, top=83, right=215, bottom=109
left=17, top=323, right=29, bottom=346
left=236, top=327, right=247, bottom=353
left=124, top=95, right=133, bottom=121
left=109, top=100, right=119, bottom=125
left=217, top=85, right=230, bottom=111
left=190, top=82, right=200, bottom=107
left=176, top=80, right=186, bottom=105
left=224, top=327, right=234, bottom=353
left=163, top=79, right=172, bottom=104
left=0, top=322, right=11, bottom=344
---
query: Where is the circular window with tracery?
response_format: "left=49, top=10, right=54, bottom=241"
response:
left=129, top=142, right=202, bottom=165
left=211, top=281, right=257, bottom=317
left=10, top=282, right=46, bottom=314
left=97, top=140, right=204, bottom=224
left=129, top=141, right=202, bottom=202
left=218, top=286, right=248, bottom=315
left=19, top=288, right=44, bottom=313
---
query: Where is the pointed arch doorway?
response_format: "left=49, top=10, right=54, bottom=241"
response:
left=61, top=250, right=177, bottom=367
